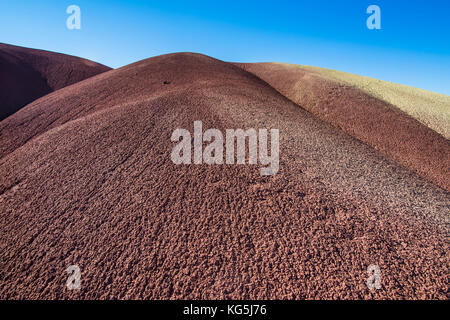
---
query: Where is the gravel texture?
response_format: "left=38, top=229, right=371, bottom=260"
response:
left=0, top=53, right=448, bottom=299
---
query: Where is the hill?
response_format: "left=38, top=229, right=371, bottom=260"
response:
left=237, top=62, right=450, bottom=191
left=300, top=64, right=450, bottom=138
left=0, top=43, right=111, bottom=120
left=0, top=53, right=448, bottom=299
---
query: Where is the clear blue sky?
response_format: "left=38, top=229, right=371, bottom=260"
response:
left=1, top=0, right=449, bottom=94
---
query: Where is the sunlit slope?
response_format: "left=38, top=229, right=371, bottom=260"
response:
left=238, top=62, right=450, bottom=191
left=287, top=63, right=450, bottom=139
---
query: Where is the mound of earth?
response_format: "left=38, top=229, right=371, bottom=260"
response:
left=299, top=64, right=450, bottom=139
left=237, top=62, right=450, bottom=191
left=0, top=52, right=448, bottom=299
left=0, top=43, right=111, bottom=120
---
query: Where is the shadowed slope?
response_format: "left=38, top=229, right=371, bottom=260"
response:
left=0, top=53, right=448, bottom=299
left=0, top=43, right=111, bottom=120
left=237, top=63, right=450, bottom=191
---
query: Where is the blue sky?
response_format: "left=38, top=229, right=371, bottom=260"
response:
left=1, top=0, right=449, bottom=94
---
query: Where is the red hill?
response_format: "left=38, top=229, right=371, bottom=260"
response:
left=0, top=52, right=448, bottom=299
left=0, top=43, right=110, bottom=120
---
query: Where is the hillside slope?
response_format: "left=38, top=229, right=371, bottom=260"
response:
left=237, top=62, right=450, bottom=191
left=300, top=64, right=450, bottom=139
left=0, top=53, right=448, bottom=299
left=0, top=43, right=111, bottom=120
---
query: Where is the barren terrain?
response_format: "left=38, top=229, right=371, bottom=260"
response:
left=0, top=43, right=110, bottom=120
left=238, top=62, right=450, bottom=191
left=0, top=52, right=448, bottom=299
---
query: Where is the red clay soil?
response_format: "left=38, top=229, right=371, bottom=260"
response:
left=0, top=43, right=111, bottom=121
left=0, top=53, right=448, bottom=299
left=237, top=63, right=450, bottom=192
